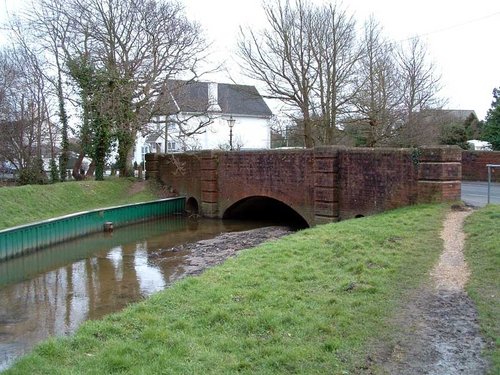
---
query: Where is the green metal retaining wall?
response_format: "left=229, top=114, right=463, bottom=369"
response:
left=0, top=197, right=185, bottom=261
left=0, top=216, right=188, bottom=286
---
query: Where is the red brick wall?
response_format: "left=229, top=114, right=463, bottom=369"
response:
left=337, top=148, right=419, bottom=219
left=313, top=147, right=342, bottom=224
left=147, top=146, right=462, bottom=226
left=146, top=152, right=203, bottom=200
left=417, top=147, right=462, bottom=202
left=217, top=149, right=316, bottom=225
left=462, top=151, right=500, bottom=182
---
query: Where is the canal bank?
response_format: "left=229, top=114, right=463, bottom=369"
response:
left=0, top=216, right=291, bottom=372
left=0, top=179, right=160, bottom=231
left=0, top=197, right=185, bottom=261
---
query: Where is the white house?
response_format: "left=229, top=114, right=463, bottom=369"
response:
left=134, top=80, right=273, bottom=164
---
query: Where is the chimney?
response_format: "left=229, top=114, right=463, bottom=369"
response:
left=207, top=82, right=221, bottom=112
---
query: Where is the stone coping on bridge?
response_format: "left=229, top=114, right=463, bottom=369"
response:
left=146, top=146, right=462, bottom=226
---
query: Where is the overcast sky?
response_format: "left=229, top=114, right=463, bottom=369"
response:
left=182, top=0, right=499, bottom=120
left=2, top=0, right=499, bottom=119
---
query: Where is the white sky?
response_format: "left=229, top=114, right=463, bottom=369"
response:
left=2, top=0, right=499, bottom=119
left=182, top=0, right=500, bottom=120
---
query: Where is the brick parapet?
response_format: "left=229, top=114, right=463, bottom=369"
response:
left=313, top=147, right=341, bottom=224
left=419, top=146, right=462, bottom=162
left=144, top=153, right=160, bottom=180
left=337, top=148, right=419, bottom=219
left=462, top=151, right=500, bottom=182
left=418, top=162, right=462, bottom=181
left=417, top=146, right=462, bottom=203
left=200, top=152, right=220, bottom=217
left=148, top=146, right=462, bottom=227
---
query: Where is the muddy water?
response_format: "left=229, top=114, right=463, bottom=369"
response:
left=0, top=216, right=265, bottom=371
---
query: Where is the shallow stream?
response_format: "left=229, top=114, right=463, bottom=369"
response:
left=0, top=216, right=266, bottom=371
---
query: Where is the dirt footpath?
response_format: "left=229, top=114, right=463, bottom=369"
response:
left=372, top=208, right=489, bottom=374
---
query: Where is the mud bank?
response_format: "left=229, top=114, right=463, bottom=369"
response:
left=152, top=226, right=293, bottom=279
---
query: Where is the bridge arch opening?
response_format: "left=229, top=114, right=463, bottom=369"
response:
left=185, top=197, right=199, bottom=215
left=222, top=196, right=309, bottom=229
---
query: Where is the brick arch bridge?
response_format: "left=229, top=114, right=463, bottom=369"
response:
left=146, top=146, right=461, bottom=227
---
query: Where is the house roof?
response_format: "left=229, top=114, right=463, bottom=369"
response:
left=444, top=109, right=477, bottom=120
left=160, top=80, right=273, bottom=118
left=145, top=130, right=163, bottom=143
left=418, top=109, right=478, bottom=123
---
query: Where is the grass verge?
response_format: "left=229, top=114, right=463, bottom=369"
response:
left=0, top=178, right=158, bottom=230
left=5, top=204, right=447, bottom=374
left=464, top=205, right=500, bottom=374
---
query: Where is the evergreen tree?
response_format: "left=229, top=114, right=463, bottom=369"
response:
left=440, top=123, right=469, bottom=149
left=482, top=87, right=500, bottom=150
left=50, top=158, right=59, bottom=183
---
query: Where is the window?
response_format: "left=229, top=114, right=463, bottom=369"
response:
left=141, top=144, right=152, bottom=162
left=167, top=141, right=177, bottom=152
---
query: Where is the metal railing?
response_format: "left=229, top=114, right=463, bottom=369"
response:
left=487, top=164, right=500, bottom=204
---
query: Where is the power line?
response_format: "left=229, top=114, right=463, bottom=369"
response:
left=395, top=10, right=500, bottom=43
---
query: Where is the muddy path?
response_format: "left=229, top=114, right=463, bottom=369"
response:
left=367, top=208, right=489, bottom=374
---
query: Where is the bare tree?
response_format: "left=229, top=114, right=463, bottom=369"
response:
left=8, top=0, right=209, bottom=179
left=28, top=0, right=73, bottom=181
left=0, top=47, right=53, bottom=183
left=5, top=1, right=85, bottom=181
left=350, top=18, right=402, bottom=146
left=395, top=37, right=443, bottom=146
left=0, top=48, right=35, bottom=170
left=64, top=0, right=207, bottom=176
left=8, top=14, right=67, bottom=180
left=311, top=3, right=361, bottom=144
left=238, top=0, right=361, bottom=147
left=0, top=50, right=18, bottom=124
left=238, top=0, right=316, bottom=147
left=239, top=3, right=445, bottom=149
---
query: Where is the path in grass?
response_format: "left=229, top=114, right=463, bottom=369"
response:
left=377, top=208, right=489, bottom=374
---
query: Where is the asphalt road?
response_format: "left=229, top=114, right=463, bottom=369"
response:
left=461, top=181, right=500, bottom=207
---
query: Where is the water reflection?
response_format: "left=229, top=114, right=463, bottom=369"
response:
left=0, top=216, right=263, bottom=371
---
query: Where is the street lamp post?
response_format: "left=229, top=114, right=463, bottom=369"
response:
left=227, top=115, right=235, bottom=151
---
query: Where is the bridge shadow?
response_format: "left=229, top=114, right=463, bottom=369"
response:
left=222, top=196, right=309, bottom=230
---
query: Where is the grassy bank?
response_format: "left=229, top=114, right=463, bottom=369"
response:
left=5, top=204, right=447, bottom=374
left=464, top=205, right=500, bottom=374
left=0, top=179, right=158, bottom=230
